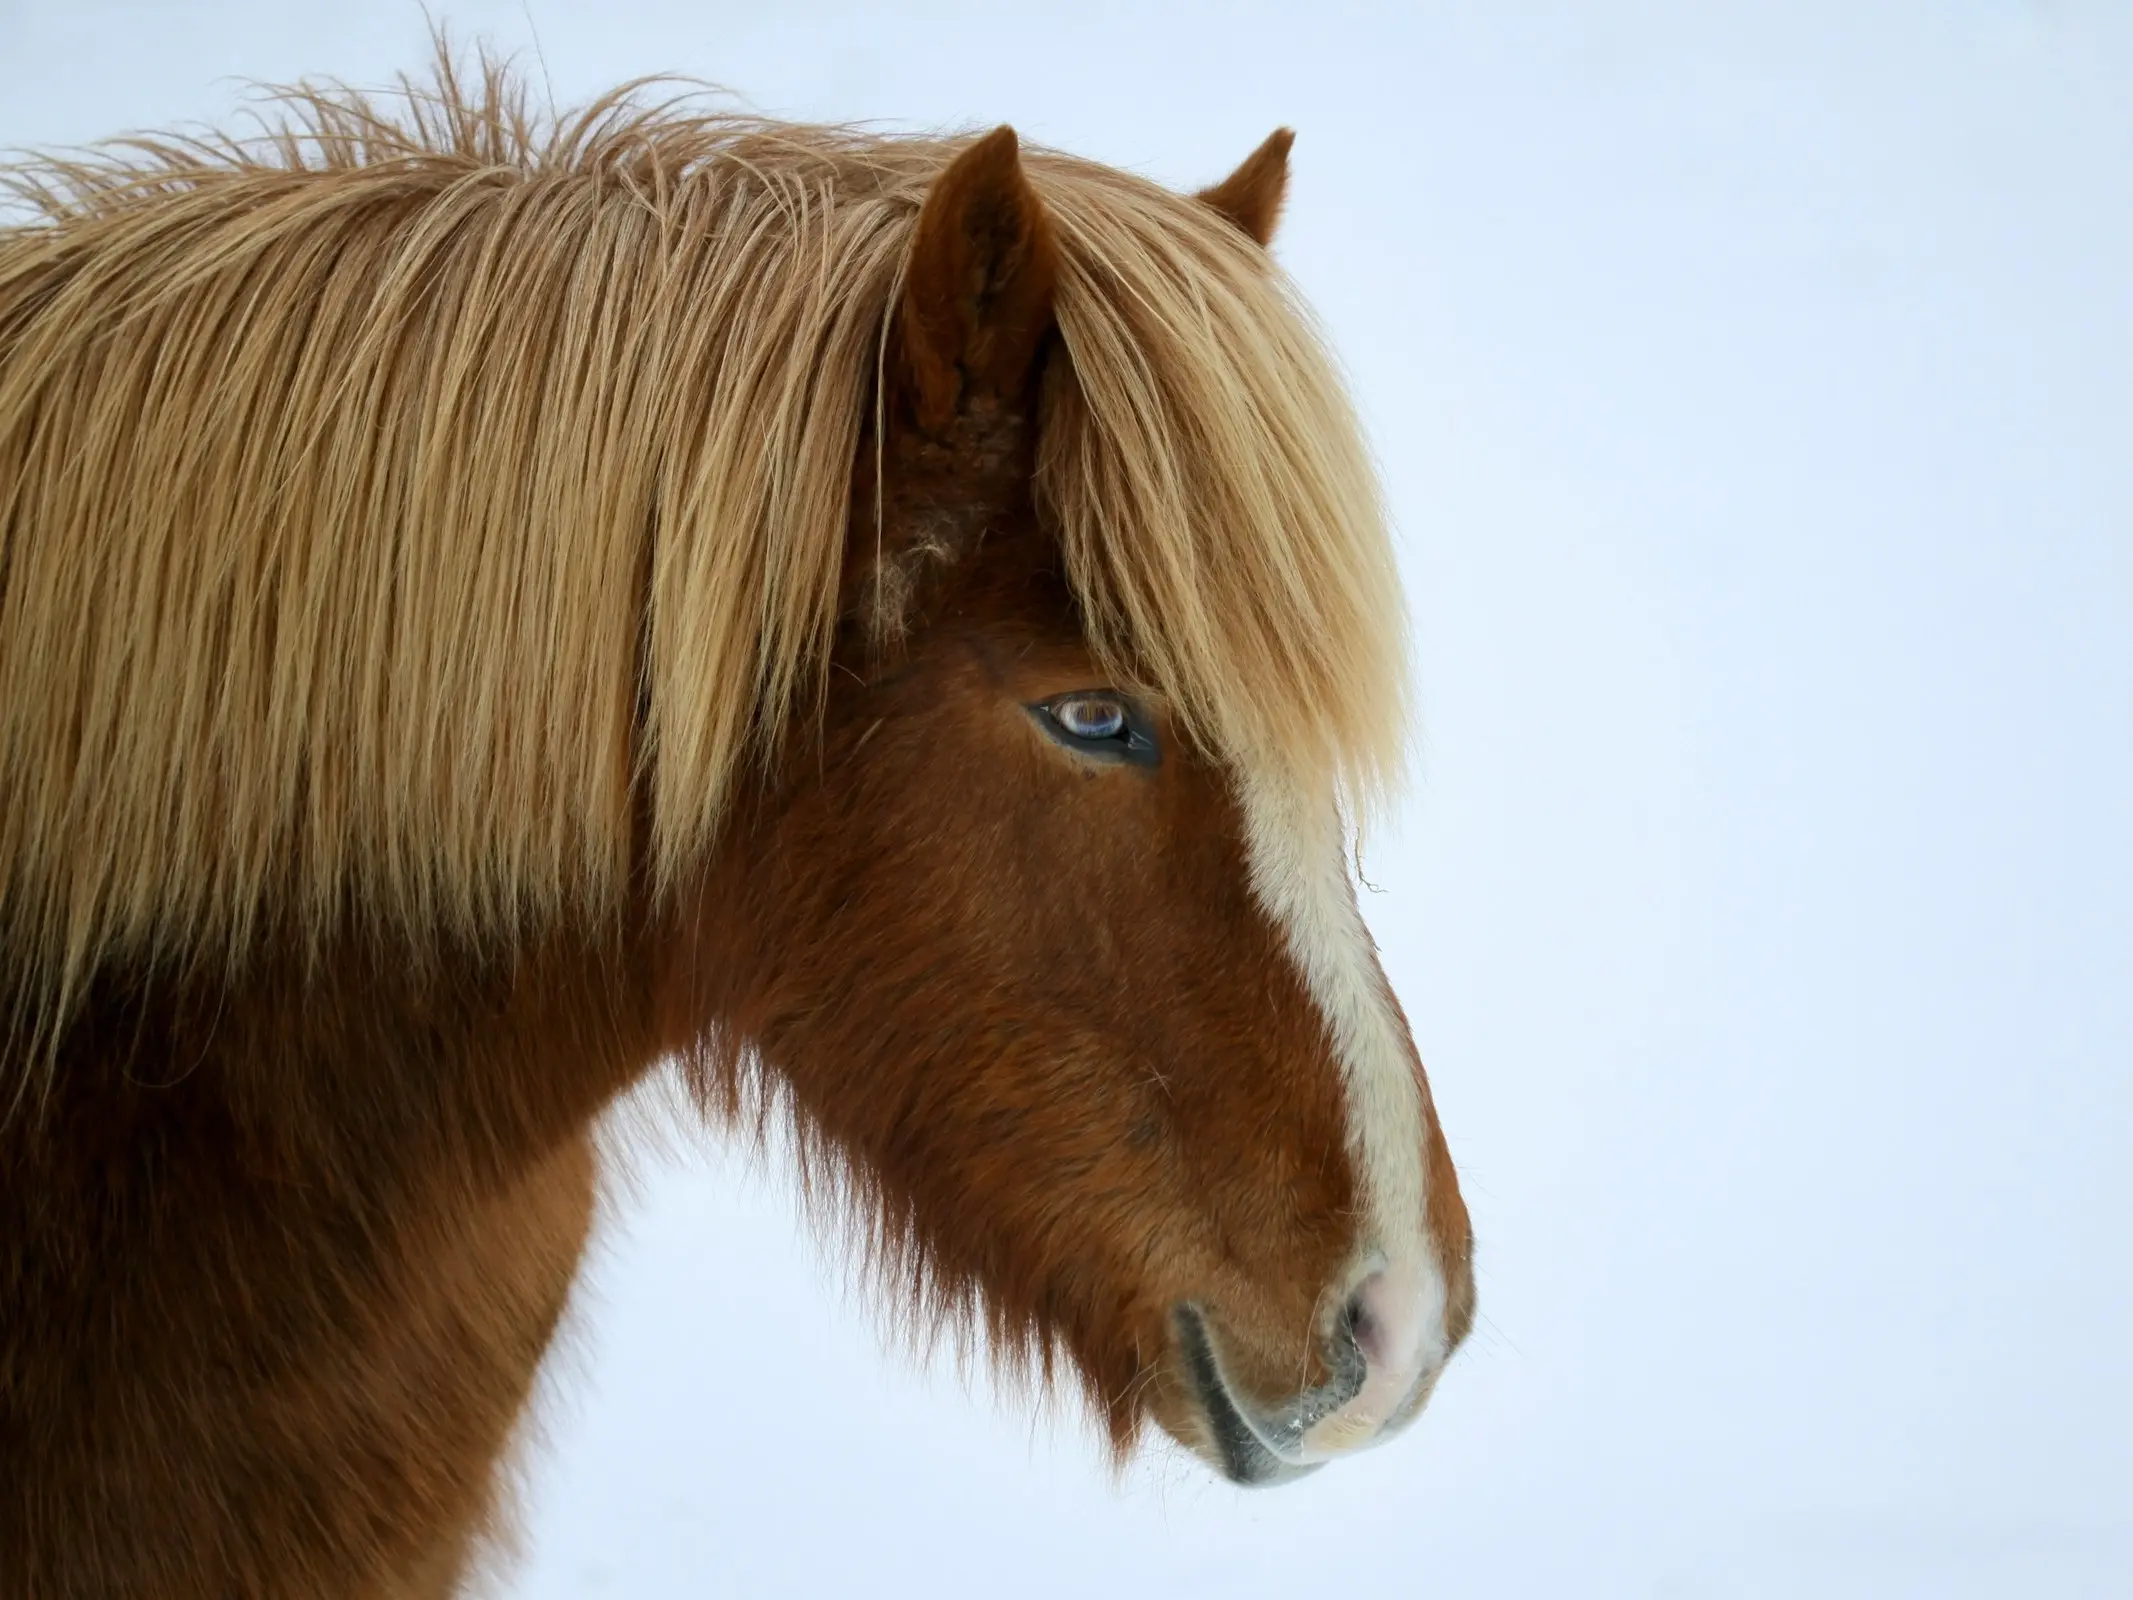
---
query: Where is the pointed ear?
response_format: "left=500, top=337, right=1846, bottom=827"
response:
left=1197, top=127, right=1294, bottom=247
left=897, top=125, right=1058, bottom=434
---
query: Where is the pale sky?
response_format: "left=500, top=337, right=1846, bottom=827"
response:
left=4, top=4, right=2128, bottom=1595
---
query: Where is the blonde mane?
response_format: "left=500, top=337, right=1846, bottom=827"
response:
left=0, top=59, right=1405, bottom=1063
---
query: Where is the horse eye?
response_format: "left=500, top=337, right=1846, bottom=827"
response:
left=1053, top=695, right=1127, bottom=741
left=1026, top=691, right=1160, bottom=768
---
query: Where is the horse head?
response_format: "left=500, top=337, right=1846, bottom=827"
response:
left=673, top=127, right=1475, bottom=1483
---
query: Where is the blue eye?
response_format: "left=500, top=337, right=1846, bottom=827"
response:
left=1027, top=691, right=1161, bottom=768
left=1054, top=695, right=1127, bottom=740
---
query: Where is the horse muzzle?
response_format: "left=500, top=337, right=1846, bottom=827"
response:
left=1171, top=1260, right=1449, bottom=1486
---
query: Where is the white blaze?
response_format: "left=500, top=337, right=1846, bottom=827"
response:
left=1238, top=764, right=1450, bottom=1455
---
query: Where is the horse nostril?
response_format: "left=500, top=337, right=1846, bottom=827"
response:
left=1342, top=1271, right=1392, bottom=1370
left=1344, top=1288, right=1377, bottom=1357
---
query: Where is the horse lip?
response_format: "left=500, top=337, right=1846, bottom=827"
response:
left=1173, top=1305, right=1310, bottom=1485
left=1172, top=1303, right=1364, bottom=1487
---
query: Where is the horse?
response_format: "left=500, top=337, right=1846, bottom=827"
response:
left=0, top=58, right=1474, bottom=1596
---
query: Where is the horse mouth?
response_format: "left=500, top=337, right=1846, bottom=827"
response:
left=1170, top=1303, right=1367, bottom=1487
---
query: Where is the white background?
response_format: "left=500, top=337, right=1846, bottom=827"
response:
left=4, top=4, right=2128, bottom=1595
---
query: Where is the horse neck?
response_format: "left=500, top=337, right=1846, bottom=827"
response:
left=10, top=911, right=668, bottom=1210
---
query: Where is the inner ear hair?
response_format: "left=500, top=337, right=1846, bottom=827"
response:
left=855, top=526, right=953, bottom=649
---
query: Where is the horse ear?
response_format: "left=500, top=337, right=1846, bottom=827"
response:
left=897, top=126, right=1058, bottom=434
left=1197, top=128, right=1294, bottom=247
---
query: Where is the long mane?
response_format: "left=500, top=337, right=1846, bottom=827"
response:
left=0, top=57, right=1405, bottom=1066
